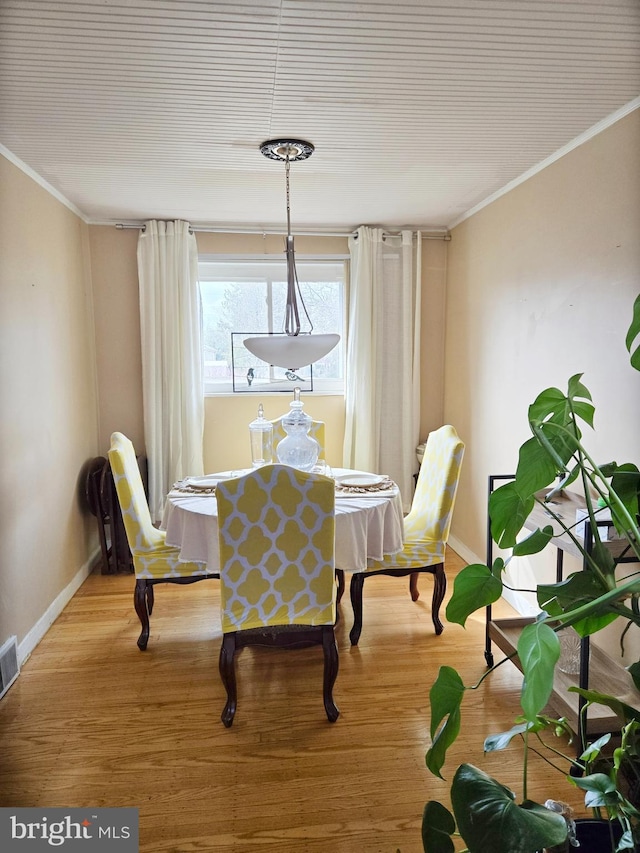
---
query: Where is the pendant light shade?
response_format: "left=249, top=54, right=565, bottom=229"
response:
left=243, top=139, right=341, bottom=371
left=244, top=332, right=340, bottom=370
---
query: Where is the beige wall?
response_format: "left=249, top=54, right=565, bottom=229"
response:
left=444, top=110, right=640, bottom=658
left=89, top=226, right=144, bottom=451
left=420, top=237, right=447, bottom=438
left=0, top=155, right=99, bottom=652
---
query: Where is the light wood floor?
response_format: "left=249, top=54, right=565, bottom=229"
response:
left=0, top=551, right=585, bottom=852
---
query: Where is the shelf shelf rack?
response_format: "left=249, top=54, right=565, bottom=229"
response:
left=484, top=474, right=638, bottom=754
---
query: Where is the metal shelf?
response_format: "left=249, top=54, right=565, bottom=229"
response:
left=484, top=476, right=639, bottom=753
left=488, top=616, right=637, bottom=736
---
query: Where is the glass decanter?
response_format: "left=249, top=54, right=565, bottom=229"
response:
left=275, top=388, right=319, bottom=471
left=249, top=403, right=273, bottom=468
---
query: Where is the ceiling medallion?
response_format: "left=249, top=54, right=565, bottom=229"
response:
left=259, top=138, right=315, bottom=163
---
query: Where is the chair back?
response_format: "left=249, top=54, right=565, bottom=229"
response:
left=108, top=432, right=164, bottom=555
left=406, top=425, right=465, bottom=543
left=270, top=415, right=326, bottom=456
left=216, top=464, right=335, bottom=633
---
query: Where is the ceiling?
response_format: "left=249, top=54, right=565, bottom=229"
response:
left=1, top=0, right=639, bottom=232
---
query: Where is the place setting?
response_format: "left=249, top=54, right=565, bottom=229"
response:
left=169, top=471, right=251, bottom=496
left=333, top=472, right=397, bottom=496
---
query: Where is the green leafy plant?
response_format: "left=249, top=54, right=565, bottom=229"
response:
left=422, top=295, right=640, bottom=853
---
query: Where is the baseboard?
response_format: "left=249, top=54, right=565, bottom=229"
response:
left=18, top=547, right=101, bottom=666
left=447, top=534, right=482, bottom=567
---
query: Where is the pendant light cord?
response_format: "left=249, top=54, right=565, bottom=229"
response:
left=284, top=152, right=313, bottom=336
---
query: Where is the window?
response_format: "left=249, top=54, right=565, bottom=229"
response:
left=199, top=257, right=346, bottom=395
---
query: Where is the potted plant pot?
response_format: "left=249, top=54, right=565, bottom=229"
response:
left=575, top=819, right=624, bottom=851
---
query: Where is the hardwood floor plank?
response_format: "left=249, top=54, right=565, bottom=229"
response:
left=0, top=551, right=586, bottom=852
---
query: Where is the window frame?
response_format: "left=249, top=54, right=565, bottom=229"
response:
left=199, top=254, right=348, bottom=397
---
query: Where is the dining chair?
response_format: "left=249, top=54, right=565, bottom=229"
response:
left=348, top=425, right=465, bottom=645
left=108, top=432, right=218, bottom=650
left=215, top=463, right=339, bottom=727
left=270, top=414, right=325, bottom=457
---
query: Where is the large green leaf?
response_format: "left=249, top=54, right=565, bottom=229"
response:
left=570, top=688, right=640, bottom=724
left=567, top=373, right=595, bottom=428
left=525, top=377, right=594, bottom=474
left=518, top=622, right=560, bottom=721
left=528, top=375, right=593, bottom=432
left=421, top=801, right=456, bottom=853
left=536, top=570, right=608, bottom=608
left=528, top=385, right=570, bottom=424
left=537, top=553, right=629, bottom=636
left=530, top=419, right=581, bottom=472
left=512, top=526, right=554, bottom=557
left=489, top=482, right=535, bottom=549
left=571, top=611, right=620, bottom=636
left=626, top=294, right=640, bottom=372
left=572, top=772, right=619, bottom=809
left=445, top=564, right=503, bottom=626
left=579, top=732, right=612, bottom=764
left=590, top=539, right=618, bottom=579
left=450, top=764, right=568, bottom=853
left=538, top=542, right=619, bottom=629
left=609, top=463, right=640, bottom=535
left=426, top=667, right=465, bottom=778
left=514, top=436, right=558, bottom=498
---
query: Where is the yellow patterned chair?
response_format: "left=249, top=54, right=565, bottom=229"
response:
left=349, top=425, right=465, bottom=645
left=108, top=432, right=218, bottom=650
left=215, top=463, right=338, bottom=727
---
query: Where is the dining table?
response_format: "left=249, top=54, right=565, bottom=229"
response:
left=161, top=467, right=405, bottom=576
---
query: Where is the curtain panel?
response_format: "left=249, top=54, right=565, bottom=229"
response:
left=137, top=220, right=204, bottom=521
left=344, top=226, right=422, bottom=510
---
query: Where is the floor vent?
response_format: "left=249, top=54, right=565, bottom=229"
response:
left=0, top=636, right=19, bottom=700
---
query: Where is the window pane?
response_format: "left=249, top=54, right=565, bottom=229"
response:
left=199, top=258, right=345, bottom=394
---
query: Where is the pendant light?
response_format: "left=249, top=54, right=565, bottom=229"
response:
left=243, top=139, right=340, bottom=370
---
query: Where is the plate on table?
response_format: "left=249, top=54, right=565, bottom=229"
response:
left=337, top=473, right=387, bottom=489
left=185, top=476, right=221, bottom=488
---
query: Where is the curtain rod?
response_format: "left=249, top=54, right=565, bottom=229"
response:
left=114, top=223, right=450, bottom=240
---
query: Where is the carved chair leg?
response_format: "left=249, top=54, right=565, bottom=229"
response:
left=134, top=578, right=150, bottom=650
left=335, top=569, right=345, bottom=604
left=146, top=583, right=155, bottom=615
left=409, top=572, right=420, bottom=602
left=431, top=564, right=446, bottom=635
left=349, top=572, right=366, bottom=646
left=219, top=632, right=238, bottom=728
left=321, top=626, right=340, bottom=722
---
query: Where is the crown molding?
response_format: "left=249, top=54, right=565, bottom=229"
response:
left=448, top=96, right=640, bottom=230
left=0, top=143, right=88, bottom=222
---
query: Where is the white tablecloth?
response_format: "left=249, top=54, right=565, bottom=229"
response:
left=161, top=468, right=404, bottom=573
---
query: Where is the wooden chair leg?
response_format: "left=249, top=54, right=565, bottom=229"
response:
left=409, top=572, right=420, bottom=601
left=431, top=564, right=446, bottom=635
left=321, top=626, right=340, bottom=722
left=349, top=573, right=366, bottom=646
left=219, top=633, right=238, bottom=728
left=134, top=578, right=151, bottom=650
left=335, top=569, right=345, bottom=603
